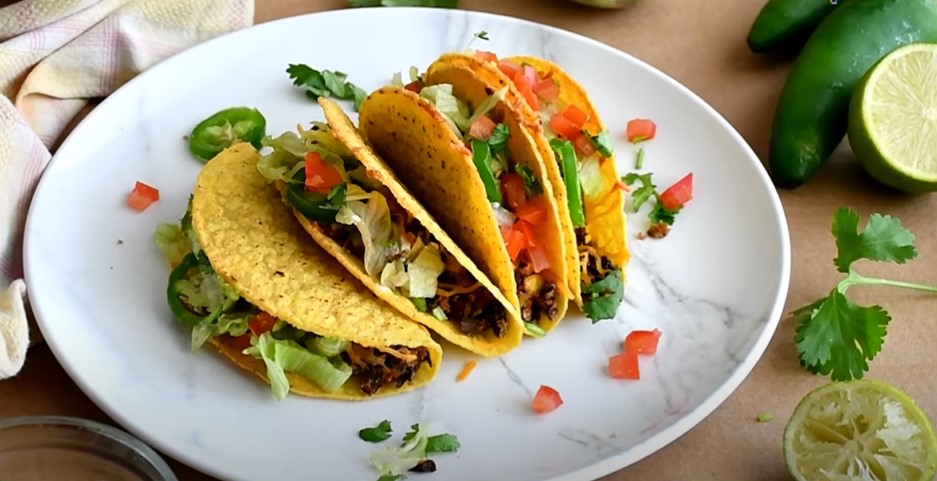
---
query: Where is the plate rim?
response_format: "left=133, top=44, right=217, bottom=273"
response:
left=22, top=7, right=792, bottom=481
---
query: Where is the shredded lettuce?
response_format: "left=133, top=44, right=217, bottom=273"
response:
left=190, top=311, right=251, bottom=351
left=432, top=306, right=448, bottom=321
left=305, top=336, right=350, bottom=358
left=336, top=193, right=398, bottom=278
left=154, top=222, right=190, bottom=267
left=579, top=155, right=605, bottom=200
left=381, top=259, right=409, bottom=290
left=389, top=71, right=404, bottom=87
left=245, top=332, right=353, bottom=400
left=407, top=243, right=445, bottom=299
left=370, top=423, right=431, bottom=476
left=257, top=133, right=303, bottom=184
left=419, top=84, right=470, bottom=135
left=174, top=264, right=238, bottom=317
left=464, top=86, right=508, bottom=133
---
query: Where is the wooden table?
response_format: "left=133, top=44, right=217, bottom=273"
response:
left=3, top=0, right=936, bottom=480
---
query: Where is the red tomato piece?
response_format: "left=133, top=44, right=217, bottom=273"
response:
left=514, top=195, right=548, bottom=224
left=532, top=385, right=564, bottom=414
left=658, top=173, right=693, bottom=210
left=498, top=60, right=522, bottom=79
left=469, top=115, right=497, bottom=140
left=249, top=311, right=277, bottom=336
left=504, top=226, right=526, bottom=261
left=227, top=333, right=253, bottom=351
left=500, top=173, right=528, bottom=210
left=573, top=134, right=597, bottom=158
left=526, top=243, right=551, bottom=273
left=404, top=81, right=422, bottom=93
left=549, top=113, right=582, bottom=141
left=127, top=181, right=159, bottom=212
left=515, top=219, right=539, bottom=249
left=608, top=352, right=640, bottom=380
left=522, top=65, right=538, bottom=85
left=304, top=152, right=343, bottom=193
left=623, top=329, right=662, bottom=355
left=533, top=78, right=560, bottom=102
left=626, top=118, right=657, bottom=142
left=475, top=50, right=498, bottom=62
left=512, top=71, right=540, bottom=111
left=561, top=105, right=589, bottom=129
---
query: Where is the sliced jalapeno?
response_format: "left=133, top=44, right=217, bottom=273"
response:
left=188, top=107, right=266, bottom=163
left=284, top=168, right=346, bottom=222
left=167, top=253, right=218, bottom=326
left=550, top=138, right=586, bottom=228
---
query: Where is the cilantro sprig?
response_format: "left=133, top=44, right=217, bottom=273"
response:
left=793, top=207, right=936, bottom=381
left=286, top=65, right=368, bottom=111
left=359, top=420, right=393, bottom=442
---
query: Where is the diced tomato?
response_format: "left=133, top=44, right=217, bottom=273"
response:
left=659, top=173, right=693, bottom=210
left=573, top=134, right=597, bottom=158
left=227, top=333, right=253, bottom=351
left=522, top=65, right=538, bottom=85
left=304, top=152, right=343, bottom=193
left=549, top=113, right=582, bottom=141
left=533, top=78, right=560, bottom=102
left=623, top=329, right=662, bottom=355
left=469, top=115, right=497, bottom=140
left=532, top=385, right=564, bottom=414
left=608, top=352, right=640, bottom=380
left=515, top=219, right=539, bottom=249
left=249, top=311, right=277, bottom=336
left=127, top=181, right=159, bottom=212
left=404, top=81, right=422, bottom=92
left=498, top=60, right=522, bottom=79
left=500, top=173, right=528, bottom=210
left=504, top=225, right=526, bottom=261
left=512, top=71, right=540, bottom=111
left=526, top=243, right=551, bottom=274
left=626, top=118, right=656, bottom=143
left=514, top=195, right=548, bottom=224
left=402, top=231, right=418, bottom=246
left=561, top=105, right=589, bottom=128
left=475, top=50, right=498, bottom=62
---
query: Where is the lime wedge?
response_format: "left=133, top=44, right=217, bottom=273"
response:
left=847, top=43, right=937, bottom=194
left=783, top=380, right=937, bottom=481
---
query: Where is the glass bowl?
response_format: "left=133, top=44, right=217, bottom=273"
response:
left=0, top=416, right=178, bottom=481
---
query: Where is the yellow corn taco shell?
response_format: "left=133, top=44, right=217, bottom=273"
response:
left=191, top=142, right=441, bottom=400
left=279, top=98, right=524, bottom=357
left=358, top=82, right=571, bottom=337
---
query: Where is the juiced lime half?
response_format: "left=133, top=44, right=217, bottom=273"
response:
left=848, top=43, right=937, bottom=194
left=783, top=380, right=937, bottom=481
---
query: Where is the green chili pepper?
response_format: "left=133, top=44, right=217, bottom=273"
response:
left=188, top=107, right=267, bottom=162
left=470, top=139, right=502, bottom=204
left=550, top=138, right=586, bottom=228
left=166, top=253, right=220, bottom=327
left=284, top=169, right=346, bottom=222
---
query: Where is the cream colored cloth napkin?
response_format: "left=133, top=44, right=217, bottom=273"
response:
left=0, top=0, right=254, bottom=379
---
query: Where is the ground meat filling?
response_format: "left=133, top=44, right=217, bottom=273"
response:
left=514, top=259, right=559, bottom=324
left=576, top=227, right=617, bottom=286
left=344, top=345, right=431, bottom=396
left=318, top=188, right=509, bottom=339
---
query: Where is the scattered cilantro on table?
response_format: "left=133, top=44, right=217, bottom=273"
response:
left=359, top=420, right=393, bottom=442
left=793, top=206, right=937, bottom=382
left=286, top=64, right=368, bottom=111
left=360, top=421, right=461, bottom=481
left=621, top=172, right=682, bottom=237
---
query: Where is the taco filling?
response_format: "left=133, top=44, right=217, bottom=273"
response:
left=397, top=76, right=562, bottom=330
left=155, top=204, right=430, bottom=399
left=485, top=55, right=624, bottom=321
left=256, top=123, right=509, bottom=338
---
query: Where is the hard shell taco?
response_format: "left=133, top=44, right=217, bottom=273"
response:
left=356, top=65, right=574, bottom=337
left=254, top=98, right=525, bottom=357
left=426, top=52, right=631, bottom=322
left=155, top=143, right=441, bottom=401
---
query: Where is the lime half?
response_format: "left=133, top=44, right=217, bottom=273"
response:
left=848, top=43, right=937, bottom=194
left=783, top=380, right=937, bottom=481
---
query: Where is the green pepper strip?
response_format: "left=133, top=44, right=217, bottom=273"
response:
left=167, top=253, right=220, bottom=327
left=550, top=139, right=586, bottom=228
left=470, top=139, right=502, bottom=204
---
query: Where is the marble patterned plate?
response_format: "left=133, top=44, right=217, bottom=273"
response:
left=23, top=8, right=790, bottom=481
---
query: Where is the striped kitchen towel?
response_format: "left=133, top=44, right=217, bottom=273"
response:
left=0, top=0, right=254, bottom=379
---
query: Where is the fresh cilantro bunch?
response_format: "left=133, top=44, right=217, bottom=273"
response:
left=286, top=65, right=368, bottom=111
left=348, top=0, right=459, bottom=7
left=793, top=206, right=935, bottom=381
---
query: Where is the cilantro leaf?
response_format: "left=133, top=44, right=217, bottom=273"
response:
left=832, top=207, right=917, bottom=273
left=401, top=423, right=420, bottom=442
left=488, top=123, right=509, bottom=154
left=359, top=420, right=394, bottom=443
left=794, top=289, right=890, bottom=381
left=286, top=64, right=369, bottom=112
left=474, top=30, right=489, bottom=41
left=649, top=203, right=679, bottom=226
left=589, top=130, right=614, bottom=157
left=581, top=269, right=623, bottom=322
left=622, top=172, right=656, bottom=212
left=425, top=434, right=460, bottom=453
left=515, top=163, right=543, bottom=196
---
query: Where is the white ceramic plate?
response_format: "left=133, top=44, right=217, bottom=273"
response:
left=24, top=8, right=790, bottom=481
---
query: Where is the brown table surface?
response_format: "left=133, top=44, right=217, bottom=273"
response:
left=3, top=0, right=937, bottom=480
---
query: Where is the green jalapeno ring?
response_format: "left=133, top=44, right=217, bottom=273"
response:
left=284, top=168, right=346, bottom=222
left=167, top=253, right=221, bottom=327
left=188, top=107, right=267, bottom=163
